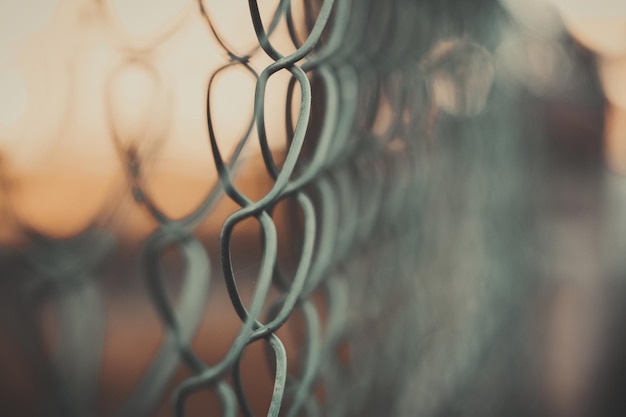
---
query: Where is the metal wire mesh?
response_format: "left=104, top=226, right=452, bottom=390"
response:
left=0, top=1, right=538, bottom=416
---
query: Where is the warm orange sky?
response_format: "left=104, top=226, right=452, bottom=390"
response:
left=0, top=0, right=304, bottom=173
left=0, top=0, right=303, bottom=241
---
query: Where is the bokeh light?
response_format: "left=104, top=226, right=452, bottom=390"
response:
left=425, top=39, right=495, bottom=117
left=562, top=17, right=626, bottom=58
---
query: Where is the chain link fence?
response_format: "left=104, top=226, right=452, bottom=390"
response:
left=0, top=1, right=541, bottom=416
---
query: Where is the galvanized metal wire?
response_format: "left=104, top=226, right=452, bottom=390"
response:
left=0, top=1, right=538, bottom=417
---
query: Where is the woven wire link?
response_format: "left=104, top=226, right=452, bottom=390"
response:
left=0, top=0, right=527, bottom=417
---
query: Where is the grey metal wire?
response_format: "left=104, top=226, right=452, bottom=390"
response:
left=0, top=1, right=537, bottom=417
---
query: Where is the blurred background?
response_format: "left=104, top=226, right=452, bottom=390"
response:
left=0, top=0, right=626, bottom=416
